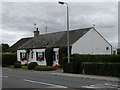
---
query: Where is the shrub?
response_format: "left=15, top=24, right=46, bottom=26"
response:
left=45, top=47, right=53, bottom=66
left=14, top=63, right=21, bottom=68
left=58, top=45, right=72, bottom=66
left=34, top=66, right=56, bottom=71
left=27, top=62, right=38, bottom=70
left=2, top=53, right=17, bottom=66
left=82, top=62, right=120, bottom=77
left=16, top=61, right=21, bottom=64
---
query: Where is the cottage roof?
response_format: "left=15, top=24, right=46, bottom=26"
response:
left=7, top=37, right=32, bottom=52
left=18, top=27, right=92, bottom=50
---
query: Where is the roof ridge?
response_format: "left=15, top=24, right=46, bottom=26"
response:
left=38, top=27, right=93, bottom=36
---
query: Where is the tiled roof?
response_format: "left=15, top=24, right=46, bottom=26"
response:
left=18, top=27, right=92, bottom=50
left=7, top=37, right=32, bottom=52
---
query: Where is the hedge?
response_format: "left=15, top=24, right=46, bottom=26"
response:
left=34, top=66, right=56, bottom=71
left=62, top=54, right=120, bottom=76
left=62, top=57, right=82, bottom=74
left=45, top=47, right=53, bottom=66
left=71, top=54, right=120, bottom=62
left=2, top=53, right=17, bottom=66
left=82, top=62, right=120, bottom=77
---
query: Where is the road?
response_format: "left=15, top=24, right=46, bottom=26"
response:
left=2, top=68, right=120, bottom=90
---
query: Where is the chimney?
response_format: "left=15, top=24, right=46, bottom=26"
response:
left=33, top=28, right=39, bottom=37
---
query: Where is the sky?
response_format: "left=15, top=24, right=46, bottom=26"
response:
left=0, top=1, right=119, bottom=48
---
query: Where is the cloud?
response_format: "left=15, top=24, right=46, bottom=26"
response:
left=1, top=2, right=118, bottom=47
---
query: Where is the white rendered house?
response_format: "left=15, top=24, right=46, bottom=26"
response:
left=17, top=27, right=112, bottom=66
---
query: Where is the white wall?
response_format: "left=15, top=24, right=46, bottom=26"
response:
left=33, top=49, right=46, bottom=66
left=17, top=48, right=59, bottom=66
left=53, top=48, right=59, bottom=66
left=17, top=50, right=27, bottom=64
left=72, top=28, right=112, bottom=54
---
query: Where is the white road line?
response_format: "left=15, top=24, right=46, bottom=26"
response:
left=105, top=83, right=118, bottom=87
left=0, top=75, right=8, bottom=78
left=81, top=86, right=97, bottom=88
left=82, top=83, right=118, bottom=89
left=23, top=79, right=67, bottom=88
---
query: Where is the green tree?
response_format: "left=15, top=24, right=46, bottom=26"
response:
left=0, top=43, right=9, bottom=53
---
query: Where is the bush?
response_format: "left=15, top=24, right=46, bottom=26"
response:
left=2, top=53, right=17, bottom=66
left=62, top=56, right=82, bottom=74
left=34, top=65, right=56, bottom=71
left=58, top=45, right=72, bottom=66
left=45, top=47, right=53, bottom=66
left=16, top=61, right=21, bottom=64
left=14, top=63, right=21, bottom=68
left=27, top=62, right=38, bottom=70
left=82, top=62, right=120, bottom=77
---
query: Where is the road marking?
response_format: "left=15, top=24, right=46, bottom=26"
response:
left=105, top=83, right=118, bottom=87
left=0, top=75, right=8, bottom=78
left=81, top=83, right=118, bottom=89
left=23, top=79, right=67, bottom=88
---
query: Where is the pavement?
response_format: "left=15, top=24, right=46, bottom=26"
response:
left=51, top=69, right=119, bottom=82
left=2, top=67, right=120, bottom=89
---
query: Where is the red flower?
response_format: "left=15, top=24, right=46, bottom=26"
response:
left=37, top=56, right=43, bottom=61
left=62, top=54, right=64, bottom=57
left=20, top=57, right=26, bottom=61
left=53, top=64, right=60, bottom=68
left=61, top=46, right=63, bottom=49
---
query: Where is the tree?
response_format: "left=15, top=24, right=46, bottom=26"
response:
left=0, top=43, right=9, bottom=53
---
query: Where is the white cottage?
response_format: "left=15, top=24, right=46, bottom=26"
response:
left=17, top=27, right=112, bottom=66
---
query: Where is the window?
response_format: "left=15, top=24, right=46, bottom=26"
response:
left=20, top=52, right=26, bottom=61
left=36, top=52, right=44, bottom=61
left=20, top=52, right=26, bottom=58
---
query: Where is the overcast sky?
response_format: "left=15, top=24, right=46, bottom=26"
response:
left=0, top=1, right=118, bottom=48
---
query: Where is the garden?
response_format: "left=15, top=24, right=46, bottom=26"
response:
left=1, top=45, right=120, bottom=77
left=1, top=52, right=61, bottom=71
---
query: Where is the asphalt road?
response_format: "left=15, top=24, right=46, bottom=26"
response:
left=2, top=68, right=120, bottom=90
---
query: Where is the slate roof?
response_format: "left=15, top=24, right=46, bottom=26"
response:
left=7, top=37, right=32, bottom=52
left=18, top=27, right=92, bottom=50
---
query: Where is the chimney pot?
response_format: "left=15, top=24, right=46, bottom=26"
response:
left=34, top=28, right=39, bottom=37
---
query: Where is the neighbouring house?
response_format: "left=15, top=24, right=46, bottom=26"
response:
left=16, top=27, right=112, bottom=66
left=7, top=37, right=32, bottom=53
